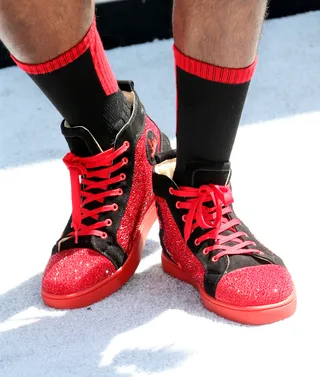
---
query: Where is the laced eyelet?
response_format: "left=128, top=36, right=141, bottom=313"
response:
left=118, top=188, right=123, bottom=195
left=120, top=173, right=126, bottom=181
left=212, top=256, right=218, bottom=263
left=122, top=157, right=129, bottom=166
left=112, top=203, right=119, bottom=211
left=194, top=238, right=200, bottom=246
left=169, top=187, right=174, bottom=195
left=203, top=248, right=209, bottom=255
left=106, top=219, right=113, bottom=226
left=123, top=141, right=130, bottom=148
left=101, top=232, right=108, bottom=239
left=175, top=201, right=181, bottom=209
left=182, top=215, right=186, bottom=222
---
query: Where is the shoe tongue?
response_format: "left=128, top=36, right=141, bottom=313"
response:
left=174, top=161, right=232, bottom=187
left=61, top=121, right=113, bottom=157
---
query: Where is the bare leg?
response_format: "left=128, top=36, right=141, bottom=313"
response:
left=0, top=0, right=94, bottom=63
left=173, top=0, right=268, bottom=67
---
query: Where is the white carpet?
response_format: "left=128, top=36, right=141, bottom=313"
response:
left=1, top=11, right=320, bottom=377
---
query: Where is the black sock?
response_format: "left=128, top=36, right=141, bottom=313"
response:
left=173, top=45, right=256, bottom=183
left=12, top=19, right=131, bottom=154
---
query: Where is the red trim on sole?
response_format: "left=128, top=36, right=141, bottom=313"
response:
left=42, top=202, right=157, bottom=309
left=174, top=45, right=257, bottom=85
left=162, top=253, right=296, bottom=325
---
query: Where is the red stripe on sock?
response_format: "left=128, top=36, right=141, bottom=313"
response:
left=174, top=45, right=257, bottom=84
left=89, top=21, right=118, bottom=96
left=11, top=19, right=118, bottom=95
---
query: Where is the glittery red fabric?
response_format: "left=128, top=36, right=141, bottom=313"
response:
left=215, top=265, right=294, bottom=307
left=157, top=197, right=205, bottom=286
left=43, top=116, right=159, bottom=297
left=42, top=248, right=116, bottom=295
left=117, top=117, right=160, bottom=253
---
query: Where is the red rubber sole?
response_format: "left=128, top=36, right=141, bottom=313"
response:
left=162, top=252, right=296, bottom=325
left=42, top=203, right=157, bottom=309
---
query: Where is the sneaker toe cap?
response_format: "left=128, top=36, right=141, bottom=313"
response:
left=215, top=264, right=294, bottom=307
left=42, top=248, right=117, bottom=296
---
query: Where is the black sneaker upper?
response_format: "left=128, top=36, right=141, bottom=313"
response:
left=153, top=150, right=285, bottom=298
left=52, top=81, right=171, bottom=270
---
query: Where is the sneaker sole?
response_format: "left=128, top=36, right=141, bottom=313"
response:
left=162, top=252, right=296, bottom=325
left=42, top=202, right=157, bottom=309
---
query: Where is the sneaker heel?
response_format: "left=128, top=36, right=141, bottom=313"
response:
left=161, top=252, right=195, bottom=286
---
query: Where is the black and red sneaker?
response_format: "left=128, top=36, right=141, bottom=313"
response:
left=153, top=152, right=296, bottom=325
left=41, top=81, right=171, bottom=309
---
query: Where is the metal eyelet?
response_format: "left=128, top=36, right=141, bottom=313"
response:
left=106, top=219, right=113, bottom=226
left=101, top=232, right=108, bottom=239
left=112, top=203, right=119, bottom=211
left=194, top=238, right=200, bottom=246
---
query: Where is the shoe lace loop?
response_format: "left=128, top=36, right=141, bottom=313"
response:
left=170, top=184, right=261, bottom=261
left=63, top=141, right=129, bottom=243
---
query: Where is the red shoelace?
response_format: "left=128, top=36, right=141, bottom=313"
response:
left=63, top=141, right=130, bottom=243
left=170, top=184, right=262, bottom=262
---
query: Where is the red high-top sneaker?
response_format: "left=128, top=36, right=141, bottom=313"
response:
left=153, top=151, right=296, bottom=325
left=42, top=81, right=171, bottom=309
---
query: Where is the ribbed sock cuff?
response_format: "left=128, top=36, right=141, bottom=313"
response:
left=174, top=45, right=257, bottom=84
left=11, top=18, right=118, bottom=95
